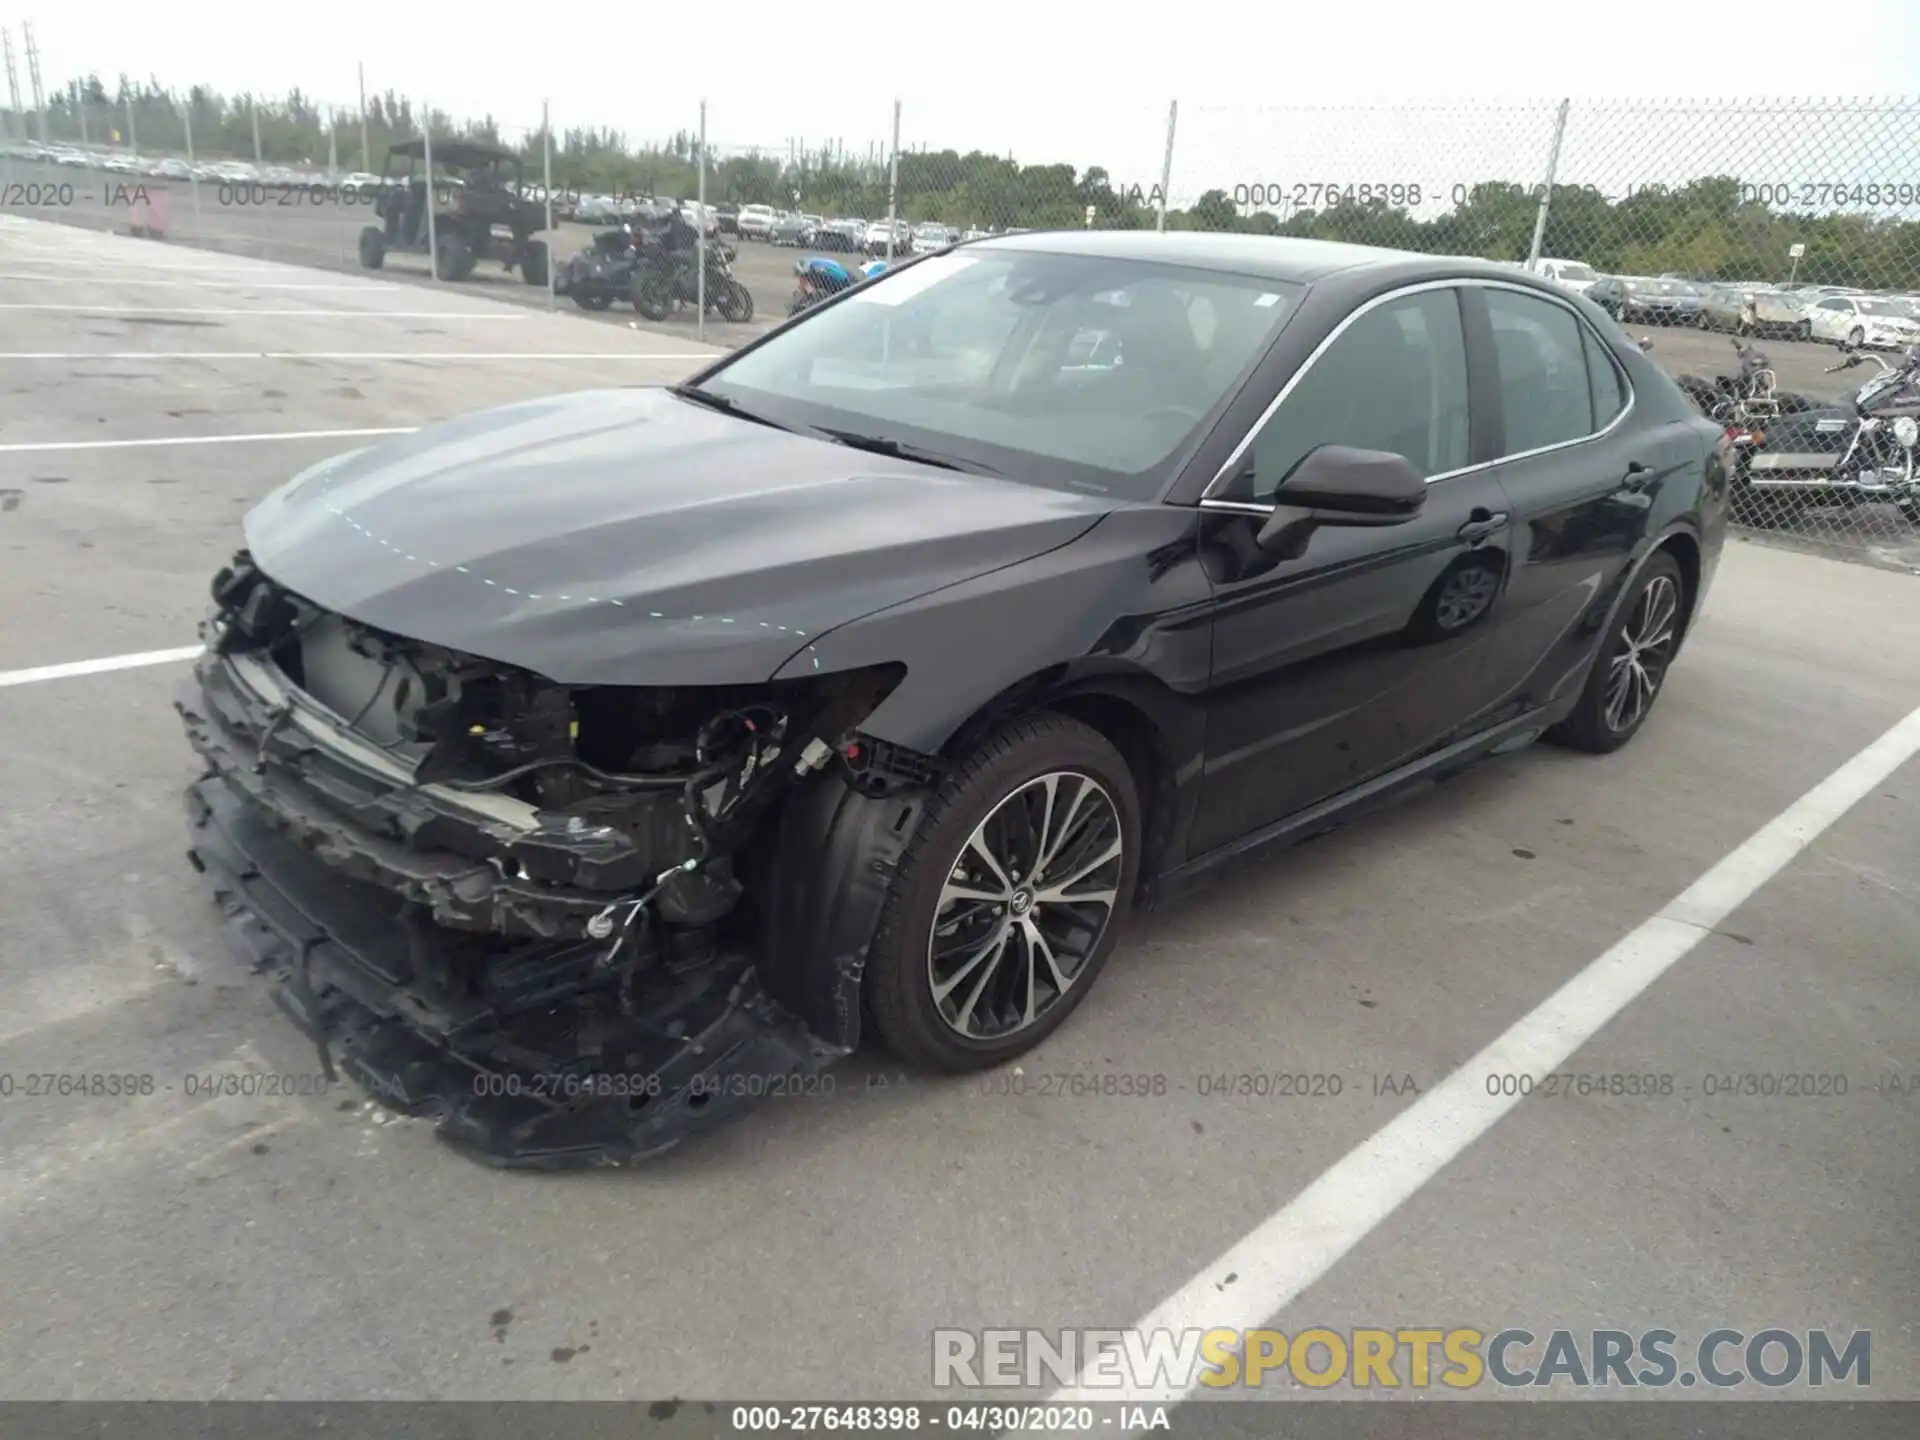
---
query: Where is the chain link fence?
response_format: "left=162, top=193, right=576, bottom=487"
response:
left=5, top=78, right=1918, bottom=562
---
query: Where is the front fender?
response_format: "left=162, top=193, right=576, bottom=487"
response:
left=769, top=506, right=1215, bottom=755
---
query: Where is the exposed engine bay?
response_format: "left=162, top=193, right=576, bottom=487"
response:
left=176, top=550, right=938, bottom=1167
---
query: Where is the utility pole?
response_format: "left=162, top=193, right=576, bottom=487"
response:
left=22, top=21, right=48, bottom=145
left=357, top=62, right=369, bottom=172
left=2, top=29, right=23, bottom=144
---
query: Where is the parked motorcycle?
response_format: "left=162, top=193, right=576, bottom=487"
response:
left=555, top=225, right=644, bottom=312
left=788, top=256, right=859, bottom=316
left=1731, top=343, right=1920, bottom=524
left=631, top=241, right=754, bottom=323
left=1675, top=339, right=1812, bottom=427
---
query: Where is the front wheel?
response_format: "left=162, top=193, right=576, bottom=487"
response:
left=1796, top=320, right=1813, bottom=342
left=631, top=272, right=672, bottom=321
left=357, top=225, right=386, bottom=270
left=1548, top=551, right=1687, bottom=754
left=434, top=233, right=474, bottom=281
left=864, top=713, right=1141, bottom=1072
left=718, top=279, right=754, bottom=322
left=1848, top=325, right=1865, bottom=349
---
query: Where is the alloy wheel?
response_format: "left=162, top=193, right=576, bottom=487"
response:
left=926, top=771, right=1124, bottom=1041
left=1605, top=574, right=1680, bottom=733
left=1435, top=564, right=1498, bottom=631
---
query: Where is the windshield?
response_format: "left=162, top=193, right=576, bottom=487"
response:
left=1856, top=299, right=1906, bottom=316
left=699, top=249, right=1304, bottom=499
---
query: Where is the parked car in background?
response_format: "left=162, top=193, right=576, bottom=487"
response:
left=714, top=203, right=741, bottom=236
left=768, top=213, right=817, bottom=246
left=1533, top=258, right=1602, bottom=295
left=912, top=223, right=959, bottom=253
left=1696, top=284, right=1813, bottom=340
left=863, top=218, right=913, bottom=256
left=1803, top=293, right=1920, bottom=350
left=812, top=219, right=866, bottom=253
left=736, top=204, right=779, bottom=241
left=1613, top=277, right=1705, bottom=326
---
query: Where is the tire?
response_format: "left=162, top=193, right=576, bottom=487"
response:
left=572, top=286, right=612, bottom=312
left=357, top=225, right=386, bottom=270
left=1848, top=325, right=1865, bottom=348
left=864, top=712, right=1142, bottom=1072
left=719, top=279, right=754, bottom=322
left=434, top=233, right=474, bottom=281
left=1796, top=320, right=1813, bottom=342
left=520, top=239, right=548, bottom=287
left=631, top=273, right=672, bottom=321
left=1547, top=551, right=1687, bottom=755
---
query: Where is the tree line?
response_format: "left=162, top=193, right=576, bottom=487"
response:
left=22, top=78, right=1920, bottom=290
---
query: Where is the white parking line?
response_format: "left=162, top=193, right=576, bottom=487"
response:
left=0, top=304, right=530, bottom=318
left=0, top=254, right=298, bottom=272
left=0, top=274, right=405, bottom=290
left=0, top=426, right=417, bottom=454
left=0, top=646, right=205, bottom=689
left=0, top=351, right=707, bottom=361
left=1053, top=695, right=1920, bottom=1407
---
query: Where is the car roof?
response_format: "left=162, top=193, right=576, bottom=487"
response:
left=954, top=229, right=1564, bottom=287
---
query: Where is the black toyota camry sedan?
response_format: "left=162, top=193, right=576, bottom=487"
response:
left=178, top=231, right=1730, bottom=1166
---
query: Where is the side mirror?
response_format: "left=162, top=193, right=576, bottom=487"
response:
left=1256, top=446, right=1428, bottom=558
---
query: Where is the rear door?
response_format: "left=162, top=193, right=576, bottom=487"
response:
left=1463, top=282, right=1693, bottom=711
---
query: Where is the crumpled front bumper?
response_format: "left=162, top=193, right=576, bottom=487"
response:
left=175, top=648, right=688, bottom=939
left=185, top=777, right=838, bottom=1167
left=175, top=650, right=846, bottom=1169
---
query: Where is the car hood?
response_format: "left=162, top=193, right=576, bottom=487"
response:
left=243, top=387, right=1119, bottom=687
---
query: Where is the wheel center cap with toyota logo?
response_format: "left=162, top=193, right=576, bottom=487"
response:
left=1010, top=889, right=1035, bottom=917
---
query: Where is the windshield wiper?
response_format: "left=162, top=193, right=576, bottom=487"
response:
left=667, top=384, right=793, bottom=432
left=811, top=427, right=999, bottom=475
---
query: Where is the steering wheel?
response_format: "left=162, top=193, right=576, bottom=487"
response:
left=1142, top=405, right=1205, bottom=428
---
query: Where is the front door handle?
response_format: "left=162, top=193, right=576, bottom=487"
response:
left=1621, top=460, right=1654, bottom=492
left=1457, top=507, right=1509, bottom=543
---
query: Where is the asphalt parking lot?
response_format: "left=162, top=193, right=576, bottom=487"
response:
left=2, top=216, right=1919, bottom=1412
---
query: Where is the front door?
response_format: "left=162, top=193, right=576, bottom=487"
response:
left=1191, top=286, right=1520, bottom=857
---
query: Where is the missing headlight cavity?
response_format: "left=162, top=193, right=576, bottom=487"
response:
left=183, top=552, right=923, bottom=1166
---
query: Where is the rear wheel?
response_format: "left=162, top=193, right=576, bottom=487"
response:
left=520, top=239, right=548, bottom=287
left=572, top=286, right=612, bottom=312
left=1548, top=552, right=1686, bottom=754
left=357, top=225, right=386, bottom=270
left=864, top=713, right=1140, bottom=1072
left=1796, top=320, right=1813, bottom=342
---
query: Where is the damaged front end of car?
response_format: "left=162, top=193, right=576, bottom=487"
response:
left=176, top=550, right=938, bottom=1168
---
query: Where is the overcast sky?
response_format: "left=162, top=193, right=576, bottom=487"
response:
left=16, top=0, right=1920, bottom=205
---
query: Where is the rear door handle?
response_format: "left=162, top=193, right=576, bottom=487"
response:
left=1621, top=461, right=1654, bottom=491
left=1457, top=507, right=1509, bottom=542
